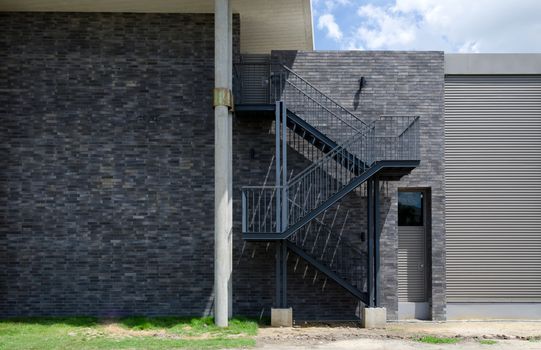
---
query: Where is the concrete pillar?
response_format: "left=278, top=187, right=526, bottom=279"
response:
left=214, top=0, right=232, bottom=328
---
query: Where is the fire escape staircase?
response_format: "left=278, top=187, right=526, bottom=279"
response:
left=234, top=60, right=420, bottom=308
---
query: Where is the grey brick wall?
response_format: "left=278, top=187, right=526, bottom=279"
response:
left=271, top=51, right=446, bottom=320
left=0, top=12, right=240, bottom=317
left=0, top=13, right=445, bottom=321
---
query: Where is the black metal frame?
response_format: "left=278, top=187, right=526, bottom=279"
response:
left=366, top=178, right=381, bottom=307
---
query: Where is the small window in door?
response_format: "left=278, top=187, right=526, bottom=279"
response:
left=398, top=192, right=423, bottom=226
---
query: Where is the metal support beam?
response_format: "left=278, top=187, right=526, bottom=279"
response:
left=281, top=240, right=287, bottom=307
left=367, top=177, right=381, bottom=308
left=374, top=178, right=380, bottom=307
left=281, top=101, right=288, bottom=231
left=367, top=179, right=374, bottom=307
left=275, top=241, right=282, bottom=307
left=274, top=101, right=288, bottom=309
left=275, top=101, right=281, bottom=233
left=214, top=0, right=232, bottom=327
left=275, top=240, right=288, bottom=308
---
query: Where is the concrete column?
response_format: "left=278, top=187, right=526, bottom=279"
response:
left=214, top=0, right=232, bottom=328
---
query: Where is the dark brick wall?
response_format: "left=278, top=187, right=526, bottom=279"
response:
left=271, top=51, right=446, bottom=320
left=0, top=13, right=445, bottom=321
left=0, top=12, right=240, bottom=317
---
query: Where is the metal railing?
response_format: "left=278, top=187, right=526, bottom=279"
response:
left=289, top=207, right=366, bottom=292
left=238, top=61, right=420, bottom=234
left=242, top=115, right=419, bottom=234
left=370, top=115, right=420, bottom=162
left=234, top=63, right=368, bottom=144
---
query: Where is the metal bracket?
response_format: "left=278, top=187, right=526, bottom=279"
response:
left=213, top=88, right=234, bottom=111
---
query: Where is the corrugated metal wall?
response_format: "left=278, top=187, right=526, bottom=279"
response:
left=398, top=226, right=427, bottom=302
left=445, top=75, right=541, bottom=302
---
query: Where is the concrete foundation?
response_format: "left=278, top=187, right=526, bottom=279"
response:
left=362, top=307, right=387, bottom=328
left=271, top=308, right=293, bottom=327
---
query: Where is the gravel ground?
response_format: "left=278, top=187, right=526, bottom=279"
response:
left=255, top=321, right=541, bottom=349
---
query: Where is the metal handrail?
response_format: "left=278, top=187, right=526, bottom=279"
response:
left=242, top=116, right=420, bottom=234
left=278, top=64, right=368, bottom=127
left=286, top=79, right=366, bottom=134
left=234, top=62, right=367, bottom=124
left=234, top=62, right=369, bottom=135
left=288, top=130, right=364, bottom=184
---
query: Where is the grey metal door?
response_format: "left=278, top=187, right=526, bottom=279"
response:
left=398, top=191, right=427, bottom=302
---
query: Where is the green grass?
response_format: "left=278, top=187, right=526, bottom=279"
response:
left=415, top=335, right=462, bottom=344
left=528, top=336, right=541, bottom=342
left=0, top=316, right=258, bottom=350
left=479, top=339, right=498, bottom=345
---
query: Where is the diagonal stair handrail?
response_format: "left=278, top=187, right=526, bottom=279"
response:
left=277, top=64, right=368, bottom=127
left=242, top=115, right=420, bottom=236
left=273, top=64, right=369, bottom=144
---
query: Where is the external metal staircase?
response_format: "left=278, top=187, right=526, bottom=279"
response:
left=234, top=58, right=420, bottom=308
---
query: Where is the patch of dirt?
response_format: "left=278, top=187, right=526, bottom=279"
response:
left=257, top=321, right=541, bottom=347
left=101, top=323, right=180, bottom=339
left=70, top=320, right=217, bottom=340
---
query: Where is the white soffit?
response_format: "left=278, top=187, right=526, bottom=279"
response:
left=0, top=0, right=314, bottom=54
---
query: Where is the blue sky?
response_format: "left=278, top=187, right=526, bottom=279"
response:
left=312, top=0, right=541, bottom=52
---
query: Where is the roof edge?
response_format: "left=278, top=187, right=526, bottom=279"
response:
left=445, top=53, right=541, bottom=75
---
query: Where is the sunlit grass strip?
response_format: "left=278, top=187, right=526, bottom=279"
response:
left=415, top=335, right=462, bottom=344
left=0, top=316, right=258, bottom=350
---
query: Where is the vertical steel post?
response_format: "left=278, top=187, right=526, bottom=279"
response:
left=275, top=101, right=281, bottom=233
left=241, top=191, right=247, bottom=233
left=374, top=178, right=380, bottom=307
left=274, top=101, right=284, bottom=308
left=367, top=179, right=374, bottom=307
left=275, top=241, right=282, bottom=307
left=281, top=101, right=288, bottom=231
left=281, top=240, right=287, bottom=307
left=280, top=101, right=288, bottom=308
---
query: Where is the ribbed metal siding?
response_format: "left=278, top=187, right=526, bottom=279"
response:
left=445, top=75, right=541, bottom=302
left=398, top=226, right=427, bottom=302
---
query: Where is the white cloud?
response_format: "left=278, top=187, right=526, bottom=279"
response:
left=355, top=4, right=415, bottom=49
left=318, top=13, right=344, bottom=41
left=317, top=0, right=541, bottom=52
